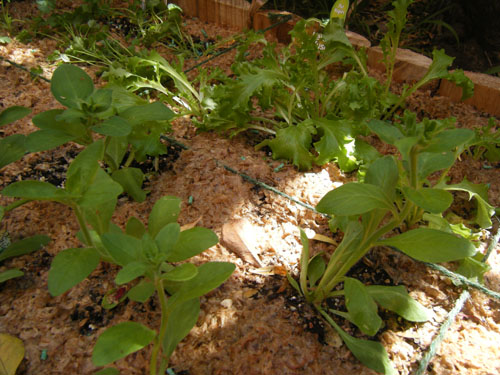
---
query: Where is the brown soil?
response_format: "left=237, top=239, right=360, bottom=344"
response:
left=1, top=2, right=500, bottom=375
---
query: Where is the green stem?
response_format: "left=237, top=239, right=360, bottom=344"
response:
left=4, top=198, right=32, bottom=212
left=150, top=277, right=170, bottom=375
left=247, top=124, right=277, bottom=135
left=73, top=206, right=94, bottom=247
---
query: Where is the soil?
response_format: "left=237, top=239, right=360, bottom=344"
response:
left=1, top=1, right=500, bottom=375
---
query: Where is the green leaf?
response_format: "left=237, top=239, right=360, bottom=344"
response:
left=163, top=298, right=200, bottom=358
left=0, top=134, right=26, bottom=169
left=230, top=68, right=285, bottom=109
left=366, top=285, right=431, bottom=322
left=126, top=217, right=146, bottom=238
left=104, top=136, right=128, bottom=170
left=436, top=178, right=495, bottom=228
left=78, top=168, right=123, bottom=208
left=402, top=187, right=453, bottom=214
left=115, top=261, right=148, bottom=285
left=25, top=129, right=77, bottom=152
left=111, top=168, right=146, bottom=203
left=313, top=119, right=354, bottom=167
left=127, top=280, right=155, bottom=303
left=256, top=122, right=315, bottom=171
left=335, top=327, right=396, bottom=375
left=0, top=106, right=31, bottom=126
left=366, top=120, right=403, bottom=145
left=148, top=196, right=182, bottom=238
left=66, top=140, right=105, bottom=195
left=1, top=180, right=72, bottom=201
left=365, top=155, right=399, bottom=200
left=0, top=269, right=24, bottom=283
left=316, top=182, right=393, bottom=216
left=444, top=69, right=474, bottom=100
left=48, top=247, right=100, bottom=296
left=166, top=262, right=235, bottom=313
left=456, top=256, right=490, bottom=283
left=378, top=228, right=476, bottom=263
left=0, top=235, right=50, bottom=262
left=344, top=278, right=382, bottom=336
left=91, top=116, right=132, bottom=137
left=101, top=233, right=141, bottom=266
left=166, top=227, right=218, bottom=262
left=307, top=254, right=325, bottom=287
left=51, top=64, right=94, bottom=108
left=88, top=88, right=113, bottom=112
left=161, top=263, right=198, bottom=282
left=92, top=322, right=156, bottom=366
left=418, top=151, right=455, bottom=179
left=120, top=102, right=174, bottom=125
left=155, top=223, right=180, bottom=259
left=422, top=128, right=474, bottom=153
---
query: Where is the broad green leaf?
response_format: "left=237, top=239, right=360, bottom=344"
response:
left=418, top=151, right=455, bottom=179
left=26, top=129, right=77, bottom=152
left=50, top=64, right=94, bottom=108
left=402, top=187, right=453, bottom=214
left=142, top=233, right=160, bottom=262
left=92, top=116, right=131, bottom=137
left=0, top=333, right=25, bottom=375
left=127, top=280, right=155, bottom=303
left=0, top=134, right=26, bottom=169
left=111, top=168, right=146, bottom=202
left=51, top=64, right=94, bottom=108
left=163, top=298, right=200, bottom=358
left=366, top=285, right=431, bottom=322
left=48, top=247, right=100, bottom=296
left=115, top=261, right=148, bottom=285
left=101, top=233, right=141, bottom=266
left=161, top=263, right=198, bottom=282
left=66, top=140, right=105, bottom=195
left=456, top=256, right=490, bottom=283
left=0, top=269, right=24, bottom=283
left=313, top=119, right=353, bottom=166
left=0, top=106, right=31, bottom=126
left=436, top=178, right=495, bottom=228
left=166, top=262, right=235, bottom=313
left=1, top=180, right=72, bottom=201
left=166, top=227, right=218, bottom=262
left=335, top=326, right=396, bottom=375
left=378, top=228, right=476, bottom=263
left=344, top=278, right=382, bottom=336
left=120, top=102, right=174, bottom=126
left=155, top=222, right=180, bottom=258
left=256, top=122, right=315, bottom=171
left=88, top=88, right=113, bottom=113
left=104, top=136, right=128, bottom=170
left=95, top=368, right=120, bottom=375
left=365, top=155, right=399, bottom=200
left=422, top=128, right=474, bottom=153
left=81, top=198, right=118, bottom=236
left=0, top=235, right=50, bottom=262
left=366, top=119, right=403, bottom=145
left=148, top=196, right=182, bottom=238
left=92, top=322, right=156, bottom=366
left=78, top=168, right=123, bottom=208
left=307, top=254, right=325, bottom=287
left=316, top=182, right=393, bottom=216
left=126, top=217, right=146, bottom=238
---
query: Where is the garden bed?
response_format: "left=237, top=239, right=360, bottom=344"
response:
left=1, top=1, right=500, bottom=375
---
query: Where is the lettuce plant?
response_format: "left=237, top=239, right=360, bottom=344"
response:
left=26, top=64, right=175, bottom=201
left=290, top=113, right=494, bottom=374
left=91, top=196, right=235, bottom=374
left=200, top=0, right=473, bottom=172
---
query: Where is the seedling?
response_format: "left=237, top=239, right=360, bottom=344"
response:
left=91, top=196, right=235, bottom=374
left=27, top=64, right=175, bottom=201
left=290, top=112, right=494, bottom=374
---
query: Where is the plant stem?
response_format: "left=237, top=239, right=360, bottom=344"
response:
left=4, top=198, right=32, bottom=212
left=150, top=277, right=170, bottom=375
left=73, top=206, right=94, bottom=247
